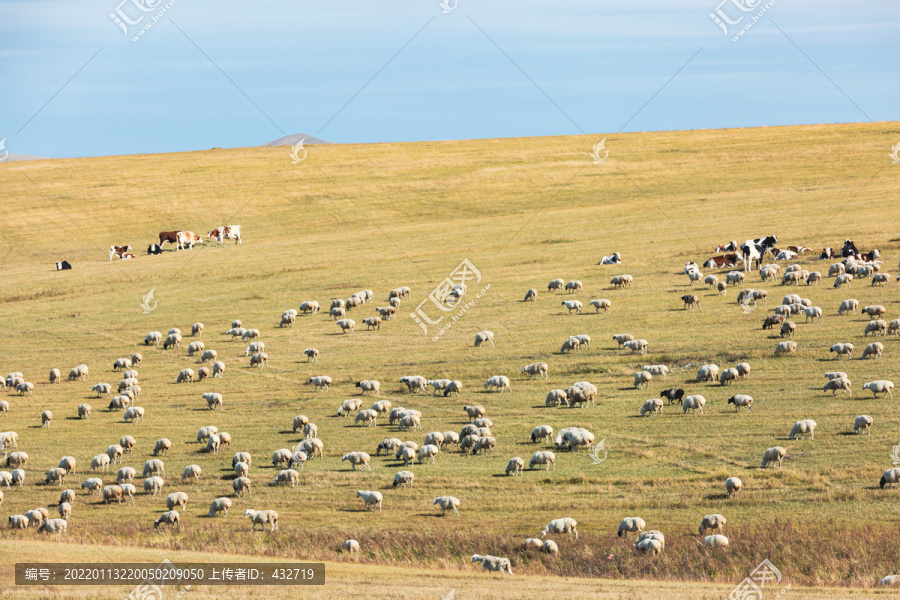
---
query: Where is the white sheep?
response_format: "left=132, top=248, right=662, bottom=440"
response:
left=617, top=517, right=645, bottom=538
left=702, top=534, right=729, bottom=547
left=143, top=476, right=164, bottom=496
left=561, top=300, right=583, bottom=314
left=342, top=452, right=372, bottom=471
left=484, top=375, right=511, bottom=393
left=181, top=465, right=202, bottom=483
left=433, top=496, right=461, bottom=516
left=392, top=470, right=414, bottom=488
left=830, top=343, right=854, bottom=360
left=725, top=477, right=743, bottom=498
left=356, top=490, right=383, bottom=512
left=249, top=352, right=268, bottom=368
left=91, top=454, right=111, bottom=472
left=531, top=425, right=553, bottom=443
left=774, top=341, right=797, bottom=356
left=698, top=514, right=726, bottom=535
left=640, top=398, right=664, bottom=417
left=309, top=375, right=332, bottom=392
left=633, top=371, right=652, bottom=389
left=863, top=380, right=894, bottom=398
left=862, top=342, right=884, bottom=359
left=123, top=406, right=144, bottom=424
left=560, top=337, right=580, bottom=354
left=613, top=333, right=635, bottom=347
left=623, top=339, right=648, bottom=355
left=505, top=457, right=524, bottom=476
left=530, top=451, right=555, bottom=471
left=642, top=364, right=669, bottom=379
left=521, top=362, right=549, bottom=380
left=590, top=298, right=611, bottom=313
left=761, top=446, right=786, bottom=468
left=853, top=414, right=873, bottom=435
left=542, top=517, right=577, bottom=539
left=474, top=331, right=495, bottom=347
left=208, top=497, right=232, bottom=518
left=273, top=468, right=299, bottom=486
left=142, top=459, right=165, bottom=477
left=789, top=419, right=816, bottom=440
left=696, top=364, right=720, bottom=383
left=524, top=288, right=537, bottom=302
left=682, top=395, right=706, bottom=414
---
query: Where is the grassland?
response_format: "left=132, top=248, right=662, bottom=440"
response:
left=0, top=121, right=899, bottom=597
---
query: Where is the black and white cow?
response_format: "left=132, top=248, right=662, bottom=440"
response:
left=841, top=239, right=859, bottom=258
left=55, top=261, right=72, bottom=271
left=147, top=244, right=163, bottom=255
left=741, top=236, right=778, bottom=272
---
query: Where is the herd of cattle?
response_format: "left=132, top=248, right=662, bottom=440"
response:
left=698, top=237, right=880, bottom=272
left=108, top=226, right=242, bottom=260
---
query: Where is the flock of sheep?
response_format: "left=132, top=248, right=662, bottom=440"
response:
left=3, top=242, right=900, bottom=586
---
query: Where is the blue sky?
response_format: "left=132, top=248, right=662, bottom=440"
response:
left=1, top=0, right=896, bottom=158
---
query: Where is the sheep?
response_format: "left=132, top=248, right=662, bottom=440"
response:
left=336, top=398, right=362, bottom=417
left=863, top=342, right=884, bottom=360
left=530, top=451, right=555, bottom=471
left=81, top=478, right=102, bottom=495
left=702, top=534, right=729, bottom=548
left=0, top=472, right=10, bottom=489
left=356, top=380, right=380, bottom=396
left=807, top=271, right=822, bottom=285
left=789, top=419, right=817, bottom=440
left=0, top=401, right=7, bottom=417
left=232, top=476, right=252, bottom=498
left=531, top=425, right=553, bottom=444
left=354, top=409, right=378, bottom=427
left=273, top=468, right=299, bottom=486
left=143, top=476, right=164, bottom=496
left=824, top=377, right=852, bottom=396
left=336, top=319, right=356, bottom=334
left=803, top=306, right=823, bottom=323
left=45, top=467, right=67, bottom=487
left=9, top=468, right=24, bottom=487
left=633, top=537, right=663, bottom=555
left=682, top=294, right=701, bottom=309
left=181, top=465, right=202, bottom=483
left=561, top=300, right=583, bottom=314
left=341, top=451, right=372, bottom=471
left=187, top=341, right=205, bottom=357
left=590, top=298, right=611, bottom=313
left=142, top=459, right=165, bottom=478
left=207, top=497, right=232, bottom=518
left=474, top=331, right=495, bottom=347
left=356, top=490, right=383, bottom=512
left=241, top=328, right=261, bottom=341
left=775, top=341, right=797, bottom=356
left=611, top=274, right=633, bottom=288
left=631, top=371, right=653, bottom=390
left=241, top=342, right=266, bottom=358
left=308, top=376, right=332, bottom=392
left=617, top=517, right=646, bottom=538
left=471, top=554, right=514, bottom=575
left=398, top=446, right=417, bottom=465
left=166, top=491, right=190, bottom=512
left=58, top=489, right=75, bottom=505
left=682, top=395, right=706, bottom=414
left=563, top=384, right=596, bottom=408
left=118, top=378, right=138, bottom=392
left=39, top=409, right=52, bottom=427
left=880, top=575, right=900, bottom=587
left=863, top=380, right=894, bottom=398
left=830, top=343, right=854, bottom=360
left=686, top=270, right=702, bottom=286
left=390, top=470, right=415, bottom=488
left=196, top=426, right=218, bottom=443
left=726, top=271, right=745, bottom=286
left=375, top=306, right=397, bottom=320
left=484, top=375, right=511, bottom=393
left=57, top=501, right=71, bottom=520
left=442, top=431, right=460, bottom=446
left=851, top=414, right=873, bottom=435
left=424, top=431, right=445, bottom=448
left=388, top=286, right=411, bottom=300
left=442, top=380, right=463, bottom=397
left=399, top=375, right=427, bottom=394
left=116, top=466, right=136, bottom=484
left=779, top=320, right=796, bottom=338
left=726, top=477, right=743, bottom=498
left=176, top=368, right=194, bottom=384
left=197, top=349, right=218, bottom=364
left=472, top=437, right=495, bottom=456
left=834, top=273, right=853, bottom=288
left=433, top=496, right=461, bottom=516
left=1, top=432, right=18, bottom=450
left=704, top=274, right=720, bottom=288
left=640, top=398, right=664, bottom=417
left=249, top=352, right=269, bottom=368
left=872, top=273, right=891, bottom=286
left=91, top=454, right=111, bottom=472
left=299, top=438, right=324, bottom=459
left=505, top=457, right=525, bottom=476
left=154, top=510, right=180, bottom=530
left=698, top=514, right=726, bottom=535
left=163, top=332, right=182, bottom=349
left=565, top=280, right=583, bottom=293
left=545, top=389, right=567, bottom=407
left=548, top=278, right=565, bottom=292
left=643, top=364, right=669, bottom=379
left=124, top=406, right=144, bottom=424
left=226, top=327, right=246, bottom=340
left=36, top=518, right=67, bottom=535
left=719, top=368, right=738, bottom=386
left=696, top=364, right=720, bottom=383
left=8, top=515, right=29, bottom=529
left=524, top=288, right=537, bottom=302
left=660, top=388, right=684, bottom=405
left=16, top=382, right=34, bottom=396
left=560, top=337, right=580, bottom=353
left=761, top=446, right=787, bottom=468
left=144, top=331, right=162, bottom=346
left=272, top=449, right=292, bottom=468
left=623, top=339, right=648, bottom=355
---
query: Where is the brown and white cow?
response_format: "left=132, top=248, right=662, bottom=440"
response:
left=176, top=231, right=202, bottom=251
left=159, top=231, right=181, bottom=247
left=109, top=245, right=132, bottom=261
left=785, top=245, right=812, bottom=254
left=818, top=247, right=834, bottom=260
left=207, top=225, right=242, bottom=245
left=702, top=253, right=739, bottom=269
left=714, top=241, right=738, bottom=253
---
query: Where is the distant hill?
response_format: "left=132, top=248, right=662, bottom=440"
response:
left=261, top=133, right=332, bottom=147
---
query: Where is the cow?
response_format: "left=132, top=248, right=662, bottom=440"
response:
left=207, top=225, right=242, bottom=245
left=819, top=247, right=834, bottom=260
left=741, top=236, right=778, bottom=272
left=714, top=241, right=738, bottom=253
left=702, top=254, right=739, bottom=269
left=785, top=245, right=812, bottom=254
left=109, top=245, right=132, bottom=261
left=176, top=231, right=202, bottom=251
left=600, top=252, right=621, bottom=265
left=159, top=231, right=180, bottom=247
left=121, top=253, right=135, bottom=260
left=841, top=240, right=859, bottom=258
left=55, top=261, right=72, bottom=271
left=147, top=244, right=163, bottom=255
left=773, top=249, right=798, bottom=261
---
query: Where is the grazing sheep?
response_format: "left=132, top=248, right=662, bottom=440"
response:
left=702, top=534, right=729, bottom=548
left=789, top=419, right=817, bottom=440
left=166, top=491, right=189, bottom=512
left=124, top=406, right=144, bottom=424
left=433, top=496, right=461, bottom=517
left=696, top=364, right=720, bottom=383
left=143, top=476, right=164, bottom=496
left=187, top=341, right=204, bottom=357
left=233, top=477, right=251, bottom=498
left=830, top=343, right=854, bottom=360
left=530, top=451, right=555, bottom=471
left=355, top=409, right=378, bottom=427
left=611, top=274, right=633, bottom=288
left=116, top=466, right=136, bottom=483
left=531, top=425, right=553, bottom=444
left=181, top=465, right=202, bottom=483
left=142, top=459, right=165, bottom=477
left=633, top=371, right=652, bottom=389
left=719, top=368, right=738, bottom=386
left=16, top=382, right=34, bottom=396
left=803, top=306, right=823, bottom=323
left=203, top=392, right=224, bottom=411
left=272, top=449, right=292, bottom=468
left=342, top=452, right=372, bottom=471
left=725, top=477, right=743, bottom=498
left=153, top=510, right=180, bottom=530
left=682, top=395, right=706, bottom=414
left=643, top=365, right=669, bottom=379
left=337, top=398, right=363, bottom=417
left=545, top=389, right=567, bottom=407
left=471, top=554, right=513, bottom=575
left=524, top=288, right=537, bottom=301
left=548, top=278, right=565, bottom=292
left=424, top=431, right=445, bottom=448
left=682, top=294, right=701, bottom=310
left=862, top=342, right=884, bottom=360
left=775, top=341, right=797, bottom=356
left=81, top=478, right=102, bottom=495
left=687, top=270, right=702, bottom=286
left=208, top=497, right=232, bottom=518
left=91, top=454, right=110, bottom=472
left=863, top=380, right=894, bottom=398
left=565, top=280, right=583, bottom=293
left=45, top=468, right=67, bottom=487
left=472, top=437, right=496, bottom=456
left=761, top=446, right=786, bottom=468
left=590, top=298, right=611, bottom=313
left=705, top=274, right=720, bottom=288
left=196, top=425, right=218, bottom=443
left=392, top=470, right=414, bottom=488
left=623, top=339, right=648, bottom=355
left=698, top=514, right=726, bottom=535
left=824, top=377, right=852, bottom=396
left=10, top=468, right=24, bottom=487
left=40, top=410, right=52, bottom=427
left=474, top=331, right=495, bottom=347
left=343, top=539, right=360, bottom=553
left=640, top=398, right=664, bottom=417
left=415, top=444, right=440, bottom=463
left=484, top=375, right=511, bottom=393
left=726, top=394, right=753, bottom=412
left=249, top=352, right=268, bottom=368
left=617, top=517, right=645, bottom=538
left=176, top=368, right=194, bottom=384
left=881, top=468, right=900, bottom=489
left=356, top=490, right=383, bottom=512
left=853, top=415, right=873, bottom=435
left=163, top=332, right=182, bottom=350
left=308, top=376, right=332, bottom=392
left=57, top=456, right=76, bottom=475
left=880, top=575, right=900, bottom=587
left=560, top=337, right=580, bottom=354
left=273, top=469, right=299, bottom=486
left=834, top=273, right=853, bottom=288
left=505, top=457, right=525, bottom=476
left=227, top=327, right=246, bottom=340
left=865, top=320, right=888, bottom=337
left=561, top=300, right=583, bottom=314
left=779, top=320, right=796, bottom=338
left=336, top=319, right=356, bottom=334
left=299, top=438, right=324, bottom=460
left=872, top=273, right=891, bottom=286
